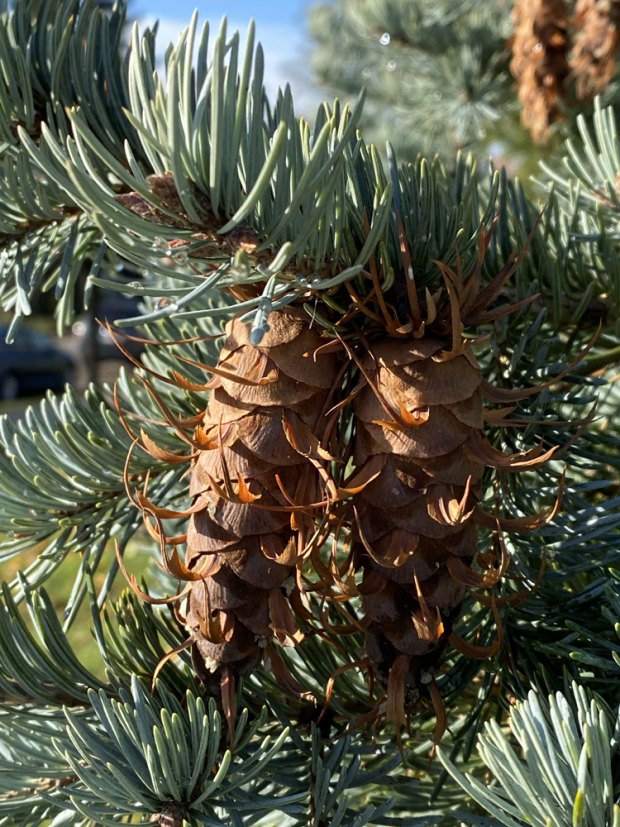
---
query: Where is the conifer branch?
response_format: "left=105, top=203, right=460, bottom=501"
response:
left=439, top=683, right=620, bottom=827
left=0, top=3, right=619, bottom=826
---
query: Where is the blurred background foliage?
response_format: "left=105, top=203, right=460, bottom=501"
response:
left=309, top=0, right=620, bottom=178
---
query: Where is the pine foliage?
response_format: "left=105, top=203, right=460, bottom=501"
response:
left=439, top=683, right=620, bottom=826
left=0, top=1, right=618, bottom=825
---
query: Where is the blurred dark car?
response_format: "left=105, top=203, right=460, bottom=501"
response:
left=72, top=292, right=146, bottom=362
left=0, top=323, right=75, bottom=400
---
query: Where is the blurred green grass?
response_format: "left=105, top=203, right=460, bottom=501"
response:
left=1, top=534, right=154, bottom=677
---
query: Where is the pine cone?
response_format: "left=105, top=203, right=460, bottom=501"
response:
left=348, top=327, right=557, bottom=728
left=184, top=310, right=340, bottom=706
left=570, top=0, right=620, bottom=100
left=352, top=339, right=482, bottom=696
left=510, top=0, right=571, bottom=142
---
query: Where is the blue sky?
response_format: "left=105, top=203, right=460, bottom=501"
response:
left=132, top=0, right=311, bottom=26
left=129, top=0, right=323, bottom=113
